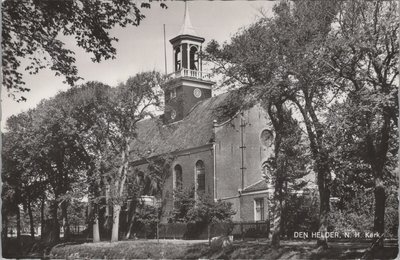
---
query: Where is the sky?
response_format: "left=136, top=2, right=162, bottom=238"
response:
left=1, top=1, right=277, bottom=130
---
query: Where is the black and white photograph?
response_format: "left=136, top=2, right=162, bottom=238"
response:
left=1, top=0, right=399, bottom=259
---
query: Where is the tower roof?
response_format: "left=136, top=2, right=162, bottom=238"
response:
left=169, top=1, right=204, bottom=45
left=178, top=1, right=198, bottom=36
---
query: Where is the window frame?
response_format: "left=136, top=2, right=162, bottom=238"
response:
left=254, top=198, right=265, bottom=222
left=195, top=160, right=206, bottom=193
left=173, top=164, right=183, bottom=191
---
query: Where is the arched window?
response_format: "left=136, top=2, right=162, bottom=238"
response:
left=189, top=46, right=199, bottom=71
left=175, top=47, right=181, bottom=71
left=174, top=164, right=183, bottom=190
left=196, top=160, right=205, bottom=192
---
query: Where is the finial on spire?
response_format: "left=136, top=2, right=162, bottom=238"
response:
left=178, top=1, right=198, bottom=36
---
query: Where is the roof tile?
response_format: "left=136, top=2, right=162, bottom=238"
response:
left=130, top=93, right=231, bottom=162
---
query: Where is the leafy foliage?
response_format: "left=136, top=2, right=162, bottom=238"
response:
left=135, top=204, right=159, bottom=227
left=324, top=0, right=399, bottom=240
left=2, top=91, right=92, bottom=242
left=169, top=187, right=235, bottom=224
left=263, top=106, right=310, bottom=193
left=2, top=0, right=167, bottom=101
left=327, top=187, right=399, bottom=238
left=2, top=70, right=165, bottom=242
left=206, top=1, right=338, bottom=247
left=127, top=155, right=174, bottom=203
left=283, top=193, right=320, bottom=237
left=328, top=190, right=374, bottom=234
left=205, top=0, right=398, bottom=247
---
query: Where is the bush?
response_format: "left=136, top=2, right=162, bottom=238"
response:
left=328, top=189, right=398, bottom=237
left=129, top=204, right=160, bottom=239
left=283, top=193, right=319, bottom=237
left=168, top=187, right=235, bottom=224
left=328, top=189, right=374, bottom=235
left=167, top=187, right=235, bottom=239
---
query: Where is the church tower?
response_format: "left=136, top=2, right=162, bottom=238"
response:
left=163, top=2, right=214, bottom=123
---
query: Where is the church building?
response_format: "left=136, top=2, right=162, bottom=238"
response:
left=129, top=4, right=275, bottom=223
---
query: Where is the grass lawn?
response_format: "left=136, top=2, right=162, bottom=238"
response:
left=50, top=240, right=210, bottom=259
left=50, top=239, right=398, bottom=259
left=212, top=240, right=398, bottom=259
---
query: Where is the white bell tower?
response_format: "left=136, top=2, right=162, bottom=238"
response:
left=163, top=2, right=214, bottom=123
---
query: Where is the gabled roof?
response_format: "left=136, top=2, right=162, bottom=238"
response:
left=242, top=180, right=270, bottom=193
left=130, top=93, right=232, bottom=163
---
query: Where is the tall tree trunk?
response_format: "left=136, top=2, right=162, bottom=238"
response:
left=40, top=195, right=45, bottom=237
left=52, top=199, right=60, bottom=241
left=93, top=216, right=100, bottom=243
left=111, top=204, right=121, bottom=242
left=3, top=215, right=9, bottom=239
left=373, top=175, right=385, bottom=247
left=61, top=200, right=70, bottom=240
left=293, top=100, right=331, bottom=249
left=370, top=112, right=390, bottom=249
left=42, top=199, right=60, bottom=243
left=268, top=103, right=284, bottom=248
left=51, top=199, right=60, bottom=242
left=27, top=200, right=35, bottom=239
left=271, top=192, right=283, bottom=247
left=271, top=171, right=284, bottom=247
left=104, top=184, right=112, bottom=236
left=16, top=205, right=21, bottom=241
left=92, top=202, right=100, bottom=242
left=88, top=166, right=101, bottom=243
left=110, top=146, right=129, bottom=242
left=316, top=162, right=330, bottom=249
left=125, top=199, right=138, bottom=239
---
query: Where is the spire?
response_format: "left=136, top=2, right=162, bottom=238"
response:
left=178, top=1, right=198, bottom=36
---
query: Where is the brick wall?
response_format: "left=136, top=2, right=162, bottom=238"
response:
left=161, top=145, right=214, bottom=222
left=130, top=104, right=273, bottom=223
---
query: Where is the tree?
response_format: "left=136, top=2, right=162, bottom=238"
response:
left=2, top=136, right=23, bottom=243
left=205, top=0, right=338, bottom=247
left=2, top=123, right=25, bottom=243
left=2, top=111, right=48, bottom=241
left=2, top=0, right=167, bottom=101
left=58, top=81, right=114, bottom=242
left=103, top=71, right=163, bottom=242
left=44, top=72, right=164, bottom=242
left=263, top=103, right=310, bottom=247
left=324, top=0, right=398, bottom=247
left=23, top=94, right=91, bottom=242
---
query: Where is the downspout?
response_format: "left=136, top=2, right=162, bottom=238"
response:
left=239, top=112, right=246, bottom=221
left=213, top=120, right=217, bottom=201
left=240, top=113, right=246, bottom=190
left=213, top=142, right=217, bottom=201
